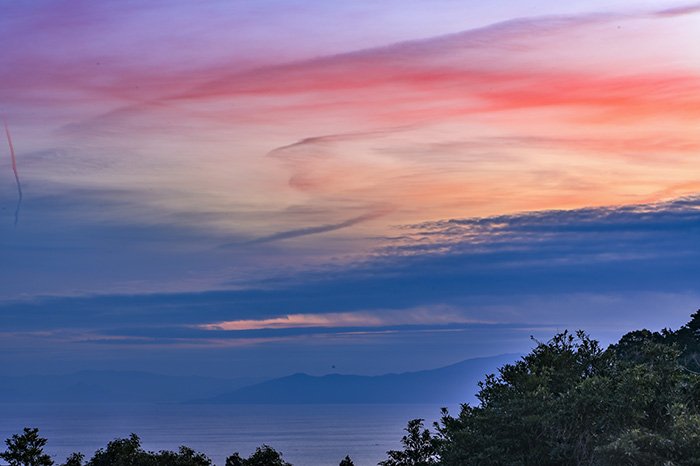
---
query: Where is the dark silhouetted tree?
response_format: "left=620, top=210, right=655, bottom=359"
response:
left=60, top=453, right=84, bottom=466
left=339, top=455, right=354, bottom=466
left=84, top=434, right=210, bottom=466
left=225, top=445, right=291, bottom=466
left=224, top=452, right=244, bottom=466
left=0, top=428, right=54, bottom=466
left=85, top=433, right=146, bottom=466
left=379, top=419, right=438, bottom=466
left=154, top=446, right=211, bottom=466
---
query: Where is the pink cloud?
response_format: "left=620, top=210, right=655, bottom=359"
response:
left=2, top=2, right=700, bottom=245
left=198, top=306, right=484, bottom=331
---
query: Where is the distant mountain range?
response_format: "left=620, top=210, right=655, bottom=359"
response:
left=0, top=354, right=519, bottom=404
left=195, top=354, right=519, bottom=404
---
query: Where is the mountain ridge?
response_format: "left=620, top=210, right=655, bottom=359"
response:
left=0, top=354, right=520, bottom=404
left=194, top=353, right=519, bottom=404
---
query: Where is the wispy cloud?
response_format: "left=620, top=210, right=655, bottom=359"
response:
left=654, top=3, right=700, bottom=17
left=234, top=207, right=393, bottom=245
left=2, top=2, right=699, bottom=243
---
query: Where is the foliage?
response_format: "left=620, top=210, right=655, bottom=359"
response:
left=594, top=406, right=700, bottom=466
left=0, top=427, right=54, bottom=466
left=433, top=312, right=700, bottom=466
left=154, top=446, right=212, bottom=466
left=339, top=455, right=354, bottom=466
left=224, top=452, right=244, bottom=466
left=225, top=445, right=291, bottom=466
left=85, top=434, right=146, bottom=466
left=60, top=453, right=84, bottom=466
left=0, top=430, right=285, bottom=466
left=379, top=419, right=439, bottom=466
left=84, top=434, right=211, bottom=466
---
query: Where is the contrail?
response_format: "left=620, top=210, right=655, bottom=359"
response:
left=3, top=119, right=22, bottom=226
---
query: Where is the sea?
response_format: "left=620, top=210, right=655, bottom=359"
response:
left=0, top=403, right=457, bottom=466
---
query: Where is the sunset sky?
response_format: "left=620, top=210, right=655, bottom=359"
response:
left=1, top=0, right=700, bottom=377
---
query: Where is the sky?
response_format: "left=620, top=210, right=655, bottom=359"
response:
left=1, top=0, right=700, bottom=378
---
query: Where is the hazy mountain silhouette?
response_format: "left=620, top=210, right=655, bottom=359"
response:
left=195, top=354, right=519, bottom=404
left=0, top=354, right=518, bottom=404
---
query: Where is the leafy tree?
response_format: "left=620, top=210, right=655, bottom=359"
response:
left=434, top=322, right=700, bottom=466
left=610, top=309, right=700, bottom=374
left=60, top=453, right=84, bottom=466
left=379, top=419, right=438, bottom=466
left=339, top=455, right=354, bottom=466
left=225, top=445, right=291, bottom=466
left=0, top=427, right=54, bottom=466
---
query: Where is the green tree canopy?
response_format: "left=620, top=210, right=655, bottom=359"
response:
left=433, top=317, right=700, bottom=466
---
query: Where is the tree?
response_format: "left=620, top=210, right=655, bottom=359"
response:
left=434, top=324, right=700, bottom=466
left=379, top=419, right=438, bottom=466
left=339, top=455, right=354, bottom=466
left=85, top=433, right=147, bottom=466
left=61, top=453, right=84, bottom=466
left=154, top=446, right=211, bottom=466
left=0, top=427, right=54, bottom=466
left=225, top=445, right=291, bottom=466
left=224, top=452, right=244, bottom=466
left=84, top=435, right=211, bottom=466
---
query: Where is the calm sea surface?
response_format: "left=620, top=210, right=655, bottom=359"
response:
left=0, top=403, right=456, bottom=466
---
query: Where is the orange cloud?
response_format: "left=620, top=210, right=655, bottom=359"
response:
left=3, top=5, right=700, bottom=242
